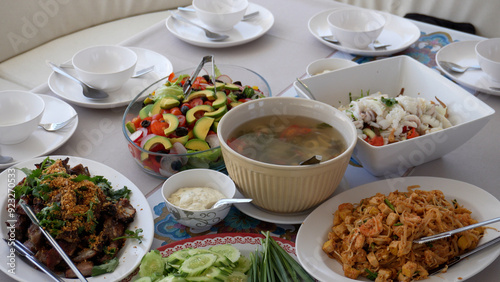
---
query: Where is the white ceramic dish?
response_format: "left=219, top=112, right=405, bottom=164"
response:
left=193, top=0, right=248, bottom=32
left=0, top=94, right=77, bottom=169
left=296, top=176, right=500, bottom=282
left=158, top=233, right=296, bottom=258
left=436, top=40, right=500, bottom=96
left=0, top=156, right=154, bottom=281
left=294, top=56, right=495, bottom=176
left=308, top=9, right=420, bottom=57
left=233, top=177, right=349, bottom=225
left=166, top=2, right=274, bottom=48
left=48, top=47, right=172, bottom=109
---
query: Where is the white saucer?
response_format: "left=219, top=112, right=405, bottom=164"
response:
left=436, top=40, right=500, bottom=96
left=166, top=3, right=274, bottom=48
left=233, top=177, right=349, bottom=225
left=0, top=95, right=78, bottom=169
left=308, top=9, right=420, bottom=57
left=48, top=47, right=173, bottom=109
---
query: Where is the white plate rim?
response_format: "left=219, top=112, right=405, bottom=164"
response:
left=48, top=47, right=173, bottom=109
left=0, top=94, right=78, bottom=170
left=0, top=156, right=154, bottom=282
left=308, top=9, right=420, bottom=56
left=166, top=3, right=274, bottom=48
left=436, top=40, right=500, bottom=96
left=296, top=176, right=500, bottom=282
left=234, top=177, right=349, bottom=225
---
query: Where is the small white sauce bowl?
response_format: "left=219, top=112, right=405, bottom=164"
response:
left=193, top=0, right=248, bottom=32
left=327, top=8, right=386, bottom=49
left=306, top=58, right=358, bottom=76
left=0, top=90, right=45, bottom=144
left=161, top=169, right=236, bottom=232
left=72, top=45, right=137, bottom=91
left=476, top=38, right=500, bottom=82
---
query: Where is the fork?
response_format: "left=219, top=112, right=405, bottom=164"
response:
left=439, top=61, right=481, bottom=73
left=39, top=115, right=77, bottom=132
left=171, top=12, right=229, bottom=41
left=321, top=36, right=390, bottom=49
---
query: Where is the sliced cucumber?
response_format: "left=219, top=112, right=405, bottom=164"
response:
left=209, top=244, right=241, bottom=264
left=232, top=255, right=251, bottom=274
left=227, top=271, right=248, bottom=282
left=167, top=248, right=192, bottom=265
left=179, top=253, right=217, bottom=277
left=363, top=128, right=376, bottom=139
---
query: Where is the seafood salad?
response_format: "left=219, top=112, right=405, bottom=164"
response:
left=339, top=91, right=452, bottom=146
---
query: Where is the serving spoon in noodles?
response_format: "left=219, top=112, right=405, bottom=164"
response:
left=414, top=216, right=500, bottom=244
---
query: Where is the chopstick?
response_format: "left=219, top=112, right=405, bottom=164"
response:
left=3, top=239, right=64, bottom=282
left=414, top=216, right=500, bottom=244
left=19, top=199, right=88, bottom=282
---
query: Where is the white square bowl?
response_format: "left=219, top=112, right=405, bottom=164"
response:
left=294, top=56, right=495, bottom=176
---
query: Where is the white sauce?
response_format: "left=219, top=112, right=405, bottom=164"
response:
left=167, top=187, right=226, bottom=211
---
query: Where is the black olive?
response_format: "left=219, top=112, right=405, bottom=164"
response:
left=233, top=81, right=242, bottom=86
left=175, top=127, right=189, bottom=137
left=201, top=96, right=208, bottom=102
left=180, top=104, right=190, bottom=115
left=171, top=160, right=183, bottom=171
left=141, top=120, right=151, bottom=127
left=202, top=75, right=211, bottom=82
left=235, top=92, right=246, bottom=100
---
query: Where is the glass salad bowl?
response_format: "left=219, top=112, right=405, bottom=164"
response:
left=122, top=64, right=271, bottom=179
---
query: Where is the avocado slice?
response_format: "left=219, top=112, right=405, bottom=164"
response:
left=125, top=121, right=136, bottom=133
left=225, top=83, right=241, bottom=91
left=140, top=135, right=172, bottom=161
left=206, top=82, right=225, bottom=91
left=229, top=101, right=243, bottom=108
left=204, top=105, right=227, bottom=119
left=182, top=89, right=217, bottom=103
left=139, top=104, right=154, bottom=119
left=211, top=121, right=219, bottom=133
left=168, top=135, right=189, bottom=145
left=186, top=104, right=214, bottom=125
left=151, top=97, right=180, bottom=115
left=185, top=138, right=210, bottom=151
left=212, top=92, right=227, bottom=109
left=162, top=113, right=179, bottom=136
left=193, top=117, right=214, bottom=140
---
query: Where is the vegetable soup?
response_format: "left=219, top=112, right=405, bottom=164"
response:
left=227, top=115, right=346, bottom=165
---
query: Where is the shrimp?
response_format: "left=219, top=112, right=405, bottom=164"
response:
left=359, top=213, right=384, bottom=237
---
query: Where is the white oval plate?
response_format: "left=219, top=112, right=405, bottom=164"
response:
left=436, top=40, right=500, bottom=96
left=166, top=3, right=274, bottom=48
left=308, top=9, right=420, bottom=57
left=0, top=156, right=154, bottom=282
left=234, top=177, right=349, bottom=225
left=48, top=47, right=172, bottom=109
left=0, top=94, right=78, bottom=170
left=296, top=176, right=500, bottom=282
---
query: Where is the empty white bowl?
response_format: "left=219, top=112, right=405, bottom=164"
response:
left=476, top=38, right=500, bottom=82
left=0, top=90, right=45, bottom=144
left=193, top=0, right=248, bottom=31
left=161, top=169, right=236, bottom=232
left=306, top=58, right=358, bottom=76
left=72, top=45, right=137, bottom=91
left=327, top=8, right=385, bottom=49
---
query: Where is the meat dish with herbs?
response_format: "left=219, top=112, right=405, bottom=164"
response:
left=9, top=157, right=139, bottom=278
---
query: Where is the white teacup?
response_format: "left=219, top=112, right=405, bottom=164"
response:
left=193, top=0, right=248, bottom=32
left=476, top=38, right=500, bottom=82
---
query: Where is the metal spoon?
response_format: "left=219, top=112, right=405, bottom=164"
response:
left=177, top=7, right=260, bottom=21
left=321, top=36, right=391, bottom=49
left=299, top=155, right=322, bottom=165
left=39, top=114, right=77, bottom=132
left=171, top=12, right=229, bottom=41
left=295, top=77, right=317, bottom=100
left=0, top=154, right=13, bottom=164
left=131, top=65, right=155, bottom=78
left=211, top=198, right=253, bottom=209
left=439, top=61, right=481, bottom=73
left=47, top=61, right=108, bottom=100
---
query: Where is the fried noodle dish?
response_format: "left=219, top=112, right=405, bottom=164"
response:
left=9, top=158, right=140, bottom=278
left=322, top=187, right=485, bottom=281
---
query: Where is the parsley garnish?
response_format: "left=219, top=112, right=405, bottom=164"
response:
left=113, top=228, right=144, bottom=243
left=381, top=96, right=398, bottom=107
